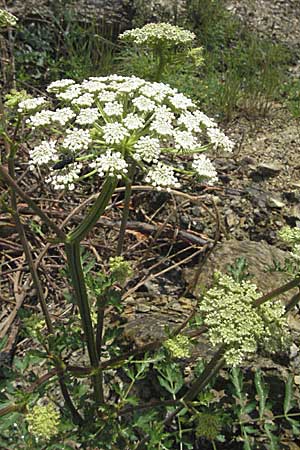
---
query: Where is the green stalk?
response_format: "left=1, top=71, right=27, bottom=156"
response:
left=67, top=177, right=117, bottom=243
left=65, top=241, right=104, bottom=404
left=116, top=163, right=136, bottom=256
left=154, top=45, right=166, bottom=82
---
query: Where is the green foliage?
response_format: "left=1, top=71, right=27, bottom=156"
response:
left=229, top=368, right=300, bottom=449
left=13, top=2, right=116, bottom=86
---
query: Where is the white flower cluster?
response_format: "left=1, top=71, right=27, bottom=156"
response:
left=192, top=154, right=218, bottom=184
left=0, top=8, right=17, bottom=28
left=145, top=163, right=180, bottom=191
left=90, top=150, right=128, bottom=179
left=24, top=75, right=234, bottom=190
left=119, top=23, right=196, bottom=47
left=18, top=97, right=47, bottom=113
left=46, top=162, right=83, bottom=191
left=278, top=225, right=300, bottom=263
left=199, top=273, right=288, bottom=366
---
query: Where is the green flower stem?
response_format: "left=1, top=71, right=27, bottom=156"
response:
left=67, top=176, right=117, bottom=243
left=116, top=163, right=136, bottom=255
left=65, top=241, right=104, bottom=405
left=154, top=45, right=166, bottom=82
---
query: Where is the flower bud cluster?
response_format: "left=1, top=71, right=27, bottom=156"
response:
left=0, top=8, right=17, bottom=28
left=26, top=403, right=60, bottom=441
left=278, top=225, right=300, bottom=262
left=109, top=256, right=133, bottom=283
left=164, top=334, right=191, bottom=358
left=119, top=23, right=196, bottom=48
left=22, top=75, right=234, bottom=190
left=199, top=272, right=288, bottom=366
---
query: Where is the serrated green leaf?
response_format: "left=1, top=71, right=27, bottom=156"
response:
left=284, top=374, right=294, bottom=415
left=254, top=370, right=268, bottom=420
left=264, top=423, right=279, bottom=450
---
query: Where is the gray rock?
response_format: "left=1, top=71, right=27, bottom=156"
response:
left=183, top=239, right=298, bottom=304
left=267, top=195, right=285, bottom=209
left=255, top=162, right=283, bottom=178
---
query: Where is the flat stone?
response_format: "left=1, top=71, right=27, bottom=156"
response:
left=267, top=195, right=285, bottom=208
left=183, top=239, right=298, bottom=304
left=255, top=162, right=283, bottom=177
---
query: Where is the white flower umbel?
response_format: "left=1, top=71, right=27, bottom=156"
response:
left=169, top=93, right=194, bottom=110
left=46, top=162, right=83, bottom=191
left=119, top=23, right=195, bottom=47
left=123, top=113, right=145, bottom=130
left=57, top=85, right=82, bottom=101
left=72, top=93, right=95, bottom=108
left=62, top=129, right=91, bottom=152
left=173, top=130, right=198, bottom=150
left=145, top=163, right=180, bottom=190
left=47, top=79, right=75, bottom=93
left=103, top=101, right=124, bottom=117
left=102, top=122, right=129, bottom=144
left=207, top=127, right=234, bottom=153
left=90, top=150, right=128, bottom=179
left=199, top=273, right=289, bottom=366
left=75, top=108, right=100, bottom=125
left=52, top=107, right=76, bottom=126
left=18, top=97, right=47, bottom=113
left=192, top=155, right=218, bottom=184
left=27, top=110, right=53, bottom=128
left=98, top=90, right=118, bottom=102
left=134, top=136, right=161, bottom=163
left=132, top=95, right=156, bottom=113
left=24, top=75, right=234, bottom=190
left=29, top=140, right=58, bottom=169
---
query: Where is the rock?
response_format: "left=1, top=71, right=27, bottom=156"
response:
left=253, top=162, right=283, bottom=178
left=123, top=295, right=196, bottom=346
left=183, top=239, right=298, bottom=303
left=287, top=205, right=300, bottom=221
left=267, top=195, right=285, bottom=209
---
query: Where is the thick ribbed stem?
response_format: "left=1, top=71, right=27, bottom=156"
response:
left=65, top=241, right=104, bottom=404
left=67, top=177, right=117, bottom=243
left=116, top=163, right=136, bottom=256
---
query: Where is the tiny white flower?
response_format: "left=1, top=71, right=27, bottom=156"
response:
left=47, top=79, right=75, bottom=92
left=72, top=93, right=95, bottom=107
left=103, top=101, right=124, bottom=117
left=90, top=150, right=128, bottom=179
left=75, top=108, right=100, bottom=125
left=52, top=107, right=76, bottom=126
left=62, top=128, right=91, bottom=152
left=192, top=155, right=218, bottom=184
left=102, top=123, right=129, bottom=144
left=132, top=95, right=156, bottom=113
left=18, top=97, right=47, bottom=113
left=145, top=163, right=180, bottom=190
left=27, top=110, right=53, bottom=128
left=29, top=140, right=57, bottom=168
left=134, top=136, right=161, bottom=163
left=123, top=113, right=145, bottom=130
